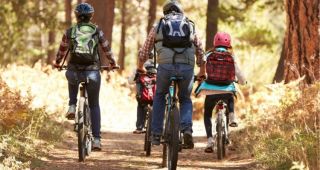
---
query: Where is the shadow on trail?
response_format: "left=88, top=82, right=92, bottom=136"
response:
left=37, top=127, right=255, bottom=170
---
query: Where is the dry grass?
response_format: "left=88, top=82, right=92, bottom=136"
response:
left=232, top=79, right=320, bottom=170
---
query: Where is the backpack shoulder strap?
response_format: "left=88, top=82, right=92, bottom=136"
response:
left=156, top=17, right=164, bottom=34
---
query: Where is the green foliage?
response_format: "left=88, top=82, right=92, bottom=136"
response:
left=0, top=0, right=61, bottom=65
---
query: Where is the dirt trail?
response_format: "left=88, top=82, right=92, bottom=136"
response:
left=37, top=121, right=255, bottom=170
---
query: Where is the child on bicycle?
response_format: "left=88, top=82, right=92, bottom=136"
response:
left=197, top=32, right=246, bottom=153
left=54, top=3, right=118, bottom=151
left=133, top=59, right=157, bottom=134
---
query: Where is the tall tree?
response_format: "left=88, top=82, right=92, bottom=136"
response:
left=118, top=0, right=127, bottom=72
left=47, top=31, right=56, bottom=65
left=206, top=0, right=219, bottom=50
left=282, top=0, right=319, bottom=84
left=86, top=0, right=115, bottom=46
left=65, top=0, right=72, bottom=27
left=147, top=0, right=157, bottom=33
left=86, top=0, right=115, bottom=65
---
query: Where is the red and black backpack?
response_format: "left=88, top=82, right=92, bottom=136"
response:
left=205, top=50, right=235, bottom=85
left=137, top=74, right=156, bottom=104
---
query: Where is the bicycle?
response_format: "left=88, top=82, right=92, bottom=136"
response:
left=194, top=76, right=233, bottom=160
left=59, top=65, right=119, bottom=162
left=161, top=76, right=183, bottom=170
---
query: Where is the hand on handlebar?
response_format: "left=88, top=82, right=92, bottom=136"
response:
left=194, top=74, right=206, bottom=82
left=53, top=61, right=61, bottom=69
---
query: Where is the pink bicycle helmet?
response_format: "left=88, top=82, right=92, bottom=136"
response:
left=213, top=32, right=232, bottom=47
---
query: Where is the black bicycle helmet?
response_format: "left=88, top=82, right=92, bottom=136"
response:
left=75, top=3, right=94, bottom=22
left=163, top=1, right=183, bottom=15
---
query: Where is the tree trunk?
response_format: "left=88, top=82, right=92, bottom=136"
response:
left=273, top=40, right=286, bottom=83
left=147, top=0, right=157, bottom=33
left=87, top=0, right=115, bottom=66
left=65, top=0, right=72, bottom=27
left=118, top=0, right=127, bottom=73
left=206, top=0, right=219, bottom=51
left=87, top=0, right=115, bottom=46
left=283, top=0, right=319, bottom=84
left=47, top=31, right=56, bottom=65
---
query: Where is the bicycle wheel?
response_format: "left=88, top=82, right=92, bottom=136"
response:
left=84, top=103, right=92, bottom=156
left=216, top=116, right=225, bottom=160
left=77, top=97, right=86, bottom=162
left=162, top=143, right=167, bottom=168
left=167, top=106, right=180, bottom=170
left=145, top=108, right=152, bottom=156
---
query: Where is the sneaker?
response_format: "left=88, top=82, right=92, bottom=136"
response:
left=133, top=129, right=144, bottom=134
left=151, top=134, right=161, bottom=146
left=182, top=131, right=194, bottom=149
left=204, top=137, right=214, bottom=153
left=92, top=138, right=101, bottom=151
left=66, top=105, right=76, bottom=120
left=229, top=112, right=238, bottom=127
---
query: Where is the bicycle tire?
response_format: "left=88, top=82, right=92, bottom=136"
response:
left=162, top=143, right=167, bottom=168
left=77, top=97, right=86, bottom=162
left=216, top=115, right=223, bottom=160
left=167, top=106, right=180, bottom=170
left=84, top=104, right=92, bottom=156
left=145, top=108, right=152, bottom=156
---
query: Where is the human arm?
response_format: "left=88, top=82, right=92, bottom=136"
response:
left=54, top=30, right=70, bottom=67
left=193, top=32, right=206, bottom=77
left=138, top=27, right=156, bottom=72
left=233, top=55, right=246, bottom=85
left=97, top=28, right=117, bottom=66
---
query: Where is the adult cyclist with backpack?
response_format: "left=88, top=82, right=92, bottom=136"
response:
left=138, top=1, right=205, bottom=148
left=197, top=32, right=246, bottom=153
left=54, top=3, right=118, bottom=151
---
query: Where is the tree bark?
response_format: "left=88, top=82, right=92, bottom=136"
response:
left=147, top=0, right=157, bottom=33
left=118, top=0, right=127, bottom=73
left=283, top=0, right=319, bottom=84
left=65, top=0, right=72, bottom=27
left=47, top=31, right=56, bottom=65
left=206, top=0, right=219, bottom=51
left=273, top=40, right=286, bottom=83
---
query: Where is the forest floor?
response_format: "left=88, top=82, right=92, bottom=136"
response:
left=35, top=121, right=256, bottom=170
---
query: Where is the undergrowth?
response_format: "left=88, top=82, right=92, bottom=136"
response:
left=232, top=80, right=320, bottom=170
left=0, top=76, right=64, bottom=169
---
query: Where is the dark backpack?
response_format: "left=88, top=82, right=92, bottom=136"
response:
left=158, top=13, right=193, bottom=48
left=136, top=74, right=156, bottom=104
left=206, top=51, right=235, bottom=85
left=69, top=23, right=99, bottom=65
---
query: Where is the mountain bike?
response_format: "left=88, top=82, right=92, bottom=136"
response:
left=59, top=65, right=119, bottom=162
left=194, top=76, right=233, bottom=160
left=161, top=76, right=183, bottom=170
